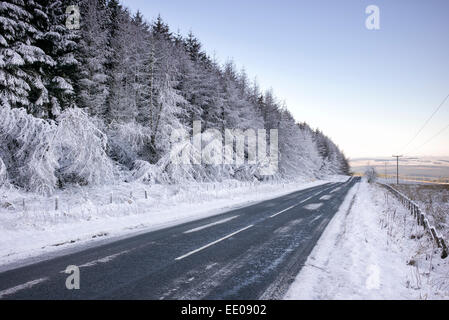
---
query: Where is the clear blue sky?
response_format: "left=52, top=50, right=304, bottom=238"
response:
left=122, top=0, right=449, bottom=159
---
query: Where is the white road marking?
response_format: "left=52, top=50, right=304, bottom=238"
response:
left=77, top=250, right=130, bottom=268
left=184, top=216, right=239, bottom=234
left=177, top=183, right=344, bottom=261
left=320, top=195, right=332, bottom=200
left=330, top=187, right=341, bottom=193
left=269, top=205, right=297, bottom=218
left=0, top=278, right=48, bottom=299
left=175, top=225, right=254, bottom=261
left=299, top=196, right=312, bottom=204
left=316, top=184, right=341, bottom=197
left=309, top=214, right=323, bottom=223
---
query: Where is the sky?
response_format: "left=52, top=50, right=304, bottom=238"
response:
left=122, top=0, right=449, bottom=159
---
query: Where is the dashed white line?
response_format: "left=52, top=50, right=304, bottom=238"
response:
left=176, top=183, right=346, bottom=261
left=78, top=250, right=130, bottom=268
left=269, top=205, right=297, bottom=218
left=184, top=216, right=239, bottom=234
left=0, top=278, right=48, bottom=299
left=314, top=184, right=341, bottom=197
left=330, top=187, right=341, bottom=193
left=175, top=225, right=254, bottom=261
left=299, top=196, right=312, bottom=204
left=309, top=214, right=323, bottom=223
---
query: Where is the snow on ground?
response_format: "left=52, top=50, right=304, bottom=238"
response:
left=285, top=179, right=449, bottom=300
left=391, top=184, right=449, bottom=240
left=0, top=175, right=348, bottom=270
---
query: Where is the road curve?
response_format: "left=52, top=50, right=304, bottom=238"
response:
left=0, top=177, right=360, bottom=300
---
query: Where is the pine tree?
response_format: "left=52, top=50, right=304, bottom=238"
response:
left=38, top=0, right=79, bottom=118
left=152, top=14, right=171, bottom=41
left=0, top=1, right=351, bottom=192
left=76, top=0, right=109, bottom=116
left=104, top=4, right=138, bottom=123
left=0, top=0, right=55, bottom=116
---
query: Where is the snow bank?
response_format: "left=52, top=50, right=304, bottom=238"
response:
left=285, top=180, right=449, bottom=300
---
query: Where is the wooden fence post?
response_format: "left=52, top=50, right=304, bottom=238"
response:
left=440, top=239, right=448, bottom=259
left=430, top=228, right=441, bottom=248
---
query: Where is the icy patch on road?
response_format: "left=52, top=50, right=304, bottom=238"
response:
left=274, top=219, right=304, bottom=235
left=304, top=203, right=323, bottom=211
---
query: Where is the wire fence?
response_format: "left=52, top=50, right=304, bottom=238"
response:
left=379, top=182, right=448, bottom=259
left=1, top=179, right=299, bottom=227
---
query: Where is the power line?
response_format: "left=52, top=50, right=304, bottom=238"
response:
left=401, top=92, right=449, bottom=154
left=405, top=122, right=449, bottom=156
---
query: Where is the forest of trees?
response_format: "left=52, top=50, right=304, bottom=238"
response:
left=0, top=0, right=350, bottom=195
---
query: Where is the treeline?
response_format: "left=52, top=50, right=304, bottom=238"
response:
left=0, top=0, right=350, bottom=195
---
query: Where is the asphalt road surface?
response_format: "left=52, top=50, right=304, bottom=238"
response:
left=0, top=177, right=360, bottom=300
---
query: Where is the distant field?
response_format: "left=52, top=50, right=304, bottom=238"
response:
left=350, top=156, right=449, bottom=180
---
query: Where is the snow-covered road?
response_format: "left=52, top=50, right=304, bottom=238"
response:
left=0, top=178, right=358, bottom=299
left=1, top=178, right=345, bottom=269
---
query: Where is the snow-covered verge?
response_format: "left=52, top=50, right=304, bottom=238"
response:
left=285, top=179, right=449, bottom=300
left=0, top=175, right=348, bottom=270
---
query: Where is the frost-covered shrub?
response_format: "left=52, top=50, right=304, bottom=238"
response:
left=0, top=106, right=115, bottom=194
left=158, top=133, right=210, bottom=183
left=129, top=160, right=168, bottom=184
left=157, top=149, right=199, bottom=183
left=107, top=122, right=153, bottom=167
left=55, top=108, right=115, bottom=186
left=0, top=106, right=58, bottom=195
left=232, top=164, right=261, bottom=181
left=364, top=167, right=377, bottom=183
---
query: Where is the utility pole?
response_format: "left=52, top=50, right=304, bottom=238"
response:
left=392, top=155, right=403, bottom=185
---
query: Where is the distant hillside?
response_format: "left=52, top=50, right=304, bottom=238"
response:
left=350, top=156, right=449, bottom=179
